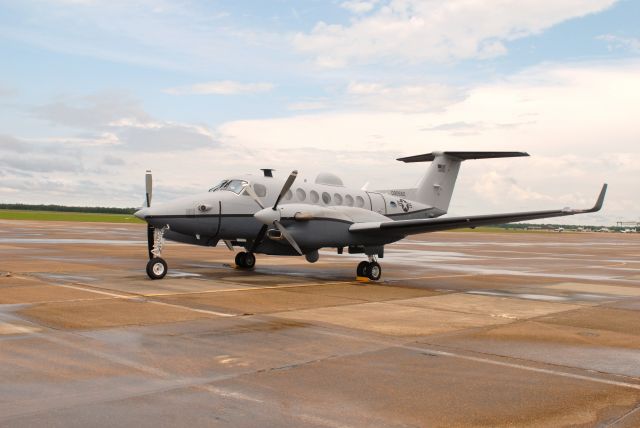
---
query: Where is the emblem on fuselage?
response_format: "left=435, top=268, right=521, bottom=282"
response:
left=398, top=199, right=412, bottom=212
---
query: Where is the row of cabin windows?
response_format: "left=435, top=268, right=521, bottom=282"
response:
left=252, top=183, right=366, bottom=207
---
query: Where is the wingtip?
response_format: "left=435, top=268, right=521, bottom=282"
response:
left=590, top=183, right=608, bottom=212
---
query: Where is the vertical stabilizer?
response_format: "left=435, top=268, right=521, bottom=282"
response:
left=397, top=151, right=529, bottom=214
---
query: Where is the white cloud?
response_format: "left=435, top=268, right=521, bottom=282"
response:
left=164, top=80, right=274, bottom=95
left=346, top=81, right=465, bottom=112
left=294, top=0, right=617, bottom=67
left=287, top=100, right=329, bottom=111
left=340, top=1, right=378, bottom=14
left=597, top=34, right=640, bottom=53
left=214, top=61, right=640, bottom=224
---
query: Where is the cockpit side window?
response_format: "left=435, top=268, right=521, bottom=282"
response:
left=253, top=183, right=267, bottom=197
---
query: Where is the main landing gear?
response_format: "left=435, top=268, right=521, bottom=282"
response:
left=146, top=226, right=168, bottom=280
left=356, top=256, right=382, bottom=281
left=235, top=251, right=256, bottom=269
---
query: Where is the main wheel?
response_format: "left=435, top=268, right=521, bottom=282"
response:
left=235, top=252, right=247, bottom=267
left=146, top=257, right=168, bottom=280
left=367, top=262, right=382, bottom=281
left=356, top=261, right=369, bottom=277
left=244, top=252, right=256, bottom=268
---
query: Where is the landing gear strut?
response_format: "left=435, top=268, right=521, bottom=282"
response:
left=356, top=256, right=382, bottom=281
left=235, top=251, right=256, bottom=269
left=146, top=226, right=168, bottom=280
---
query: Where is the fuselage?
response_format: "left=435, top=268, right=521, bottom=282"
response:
left=136, top=171, right=443, bottom=255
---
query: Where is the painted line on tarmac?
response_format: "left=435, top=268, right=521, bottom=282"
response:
left=419, top=347, right=640, bottom=391
left=50, top=282, right=135, bottom=298
left=314, top=329, right=640, bottom=391
left=146, top=300, right=235, bottom=318
left=142, top=281, right=357, bottom=297
left=49, top=281, right=238, bottom=317
left=391, top=273, right=476, bottom=281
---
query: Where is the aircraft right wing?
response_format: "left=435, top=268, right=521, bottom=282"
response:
left=349, top=184, right=607, bottom=237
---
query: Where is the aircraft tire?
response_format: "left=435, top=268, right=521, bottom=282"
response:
left=367, top=262, right=382, bottom=281
left=235, top=252, right=247, bottom=268
left=146, top=257, right=168, bottom=280
left=356, top=261, right=369, bottom=277
left=244, top=252, right=256, bottom=268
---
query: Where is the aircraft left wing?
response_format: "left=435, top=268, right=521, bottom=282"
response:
left=349, top=184, right=607, bottom=236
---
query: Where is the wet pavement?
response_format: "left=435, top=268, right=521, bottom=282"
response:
left=0, top=219, right=639, bottom=427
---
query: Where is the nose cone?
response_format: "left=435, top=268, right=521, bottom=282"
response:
left=254, top=207, right=280, bottom=225
left=134, top=208, right=149, bottom=220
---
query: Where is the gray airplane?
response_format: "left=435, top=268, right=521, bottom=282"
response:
left=134, top=151, right=607, bottom=281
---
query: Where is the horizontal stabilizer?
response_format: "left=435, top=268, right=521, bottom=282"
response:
left=397, top=151, right=529, bottom=163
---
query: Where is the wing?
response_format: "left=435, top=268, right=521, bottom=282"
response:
left=350, top=184, right=607, bottom=236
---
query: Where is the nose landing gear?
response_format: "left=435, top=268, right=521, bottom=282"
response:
left=146, top=226, right=168, bottom=280
left=356, top=256, right=382, bottom=281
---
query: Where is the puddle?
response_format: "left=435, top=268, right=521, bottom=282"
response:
left=401, top=240, right=640, bottom=248
left=333, top=248, right=481, bottom=263
left=466, top=290, right=571, bottom=302
left=166, top=271, right=203, bottom=278
left=0, top=238, right=144, bottom=245
left=466, top=290, right=614, bottom=303
left=37, top=273, right=98, bottom=283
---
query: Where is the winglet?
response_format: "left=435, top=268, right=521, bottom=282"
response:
left=588, top=183, right=607, bottom=213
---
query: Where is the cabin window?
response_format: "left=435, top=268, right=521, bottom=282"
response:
left=310, top=190, right=320, bottom=203
left=296, top=188, right=306, bottom=201
left=355, top=195, right=365, bottom=208
left=253, top=183, right=267, bottom=197
left=322, top=192, right=331, bottom=204
left=333, top=193, right=343, bottom=205
left=390, top=201, right=397, bottom=208
left=344, top=195, right=354, bottom=207
left=285, top=190, right=293, bottom=200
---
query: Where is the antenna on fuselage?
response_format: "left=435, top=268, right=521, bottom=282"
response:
left=260, top=168, right=275, bottom=178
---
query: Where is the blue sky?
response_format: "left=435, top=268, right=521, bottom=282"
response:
left=0, top=0, right=639, bottom=224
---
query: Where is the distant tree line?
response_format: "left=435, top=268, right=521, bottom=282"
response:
left=0, top=204, right=136, bottom=214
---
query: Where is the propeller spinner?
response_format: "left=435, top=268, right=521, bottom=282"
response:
left=245, top=170, right=303, bottom=255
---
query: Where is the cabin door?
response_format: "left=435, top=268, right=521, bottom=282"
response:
left=366, top=192, right=387, bottom=215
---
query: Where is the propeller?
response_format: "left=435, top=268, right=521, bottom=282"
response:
left=246, top=170, right=303, bottom=255
left=145, top=170, right=154, bottom=260
left=145, top=170, right=152, bottom=207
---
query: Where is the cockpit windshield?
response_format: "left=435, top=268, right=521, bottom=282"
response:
left=208, top=180, right=228, bottom=192
left=208, top=179, right=248, bottom=195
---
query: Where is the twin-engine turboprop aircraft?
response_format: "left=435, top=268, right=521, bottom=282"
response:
left=134, top=151, right=607, bottom=281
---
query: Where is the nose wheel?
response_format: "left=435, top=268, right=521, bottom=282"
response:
left=356, top=259, right=382, bottom=281
left=235, top=251, right=256, bottom=269
left=146, top=257, right=168, bottom=280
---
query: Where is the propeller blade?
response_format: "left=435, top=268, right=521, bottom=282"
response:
left=243, top=184, right=265, bottom=209
left=145, top=170, right=153, bottom=207
left=274, top=220, right=303, bottom=255
left=250, top=224, right=268, bottom=252
left=273, top=170, right=298, bottom=210
left=147, top=224, right=155, bottom=259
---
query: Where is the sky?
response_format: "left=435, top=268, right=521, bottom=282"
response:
left=0, top=0, right=639, bottom=225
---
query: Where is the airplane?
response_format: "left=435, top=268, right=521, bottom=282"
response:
left=134, top=151, right=607, bottom=281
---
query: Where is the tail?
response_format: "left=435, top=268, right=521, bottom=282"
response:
left=397, top=151, right=529, bottom=214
